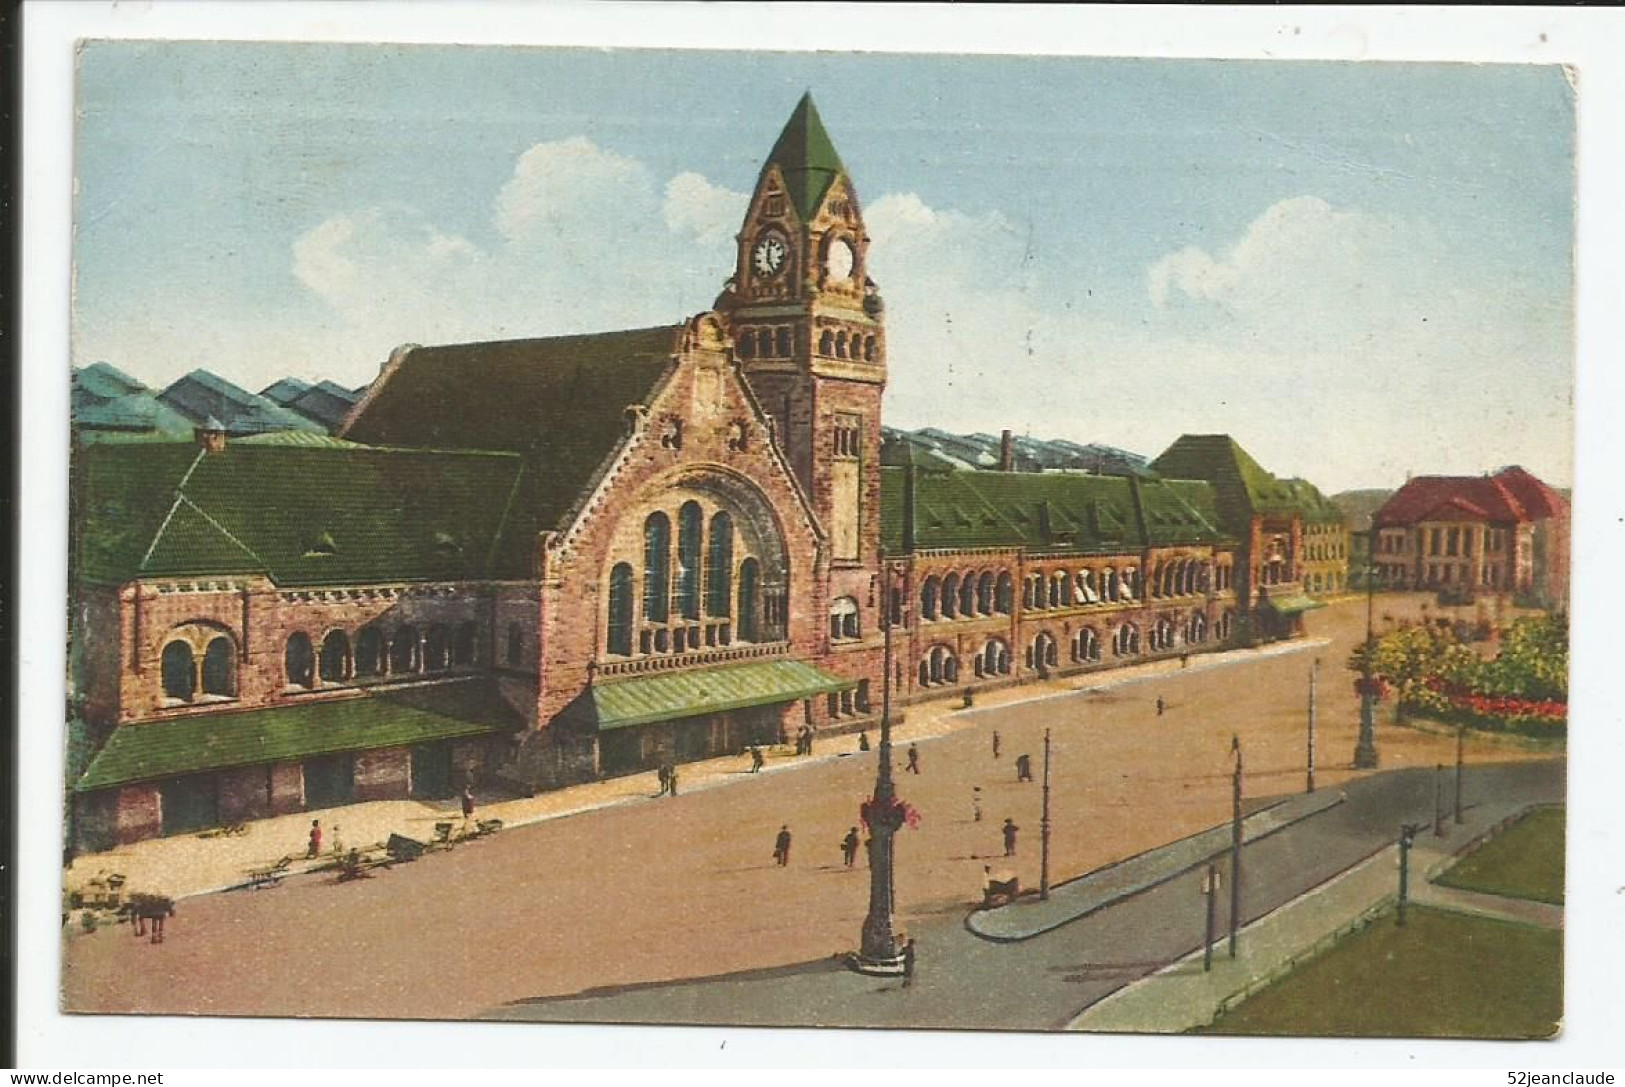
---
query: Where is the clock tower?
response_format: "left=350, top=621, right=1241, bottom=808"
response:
left=720, top=93, right=886, bottom=595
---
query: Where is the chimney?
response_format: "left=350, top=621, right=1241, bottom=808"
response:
left=195, top=416, right=227, bottom=454
left=1000, top=429, right=1015, bottom=472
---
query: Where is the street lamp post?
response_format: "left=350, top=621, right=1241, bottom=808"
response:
left=854, top=562, right=906, bottom=976
left=1040, top=728, right=1053, bottom=900
left=1229, top=734, right=1243, bottom=959
left=1434, top=763, right=1447, bottom=838
left=1397, top=822, right=1422, bottom=926
left=1354, top=560, right=1380, bottom=769
left=1202, top=862, right=1220, bottom=973
left=1454, top=725, right=1466, bottom=824
left=1306, top=658, right=1318, bottom=794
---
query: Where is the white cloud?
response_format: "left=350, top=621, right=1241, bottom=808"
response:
left=662, top=172, right=748, bottom=247
left=494, top=136, right=657, bottom=245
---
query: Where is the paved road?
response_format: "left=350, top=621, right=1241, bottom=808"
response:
left=489, top=758, right=1564, bottom=1031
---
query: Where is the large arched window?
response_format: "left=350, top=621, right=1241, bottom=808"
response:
left=1073, top=627, right=1101, bottom=663
left=941, top=573, right=959, bottom=619
left=285, top=632, right=315, bottom=689
left=356, top=627, right=385, bottom=678
left=920, top=576, right=940, bottom=620
left=391, top=625, right=420, bottom=674
left=995, top=572, right=1014, bottom=614
left=453, top=621, right=478, bottom=666
left=706, top=512, right=733, bottom=618
left=161, top=641, right=195, bottom=702
left=1078, top=569, right=1098, bottom=604
left=981, top=638, right=1011, bottom=677
left=676, top=501, right=703, bottom=621
left=959, top=574, right=976, bottom=618
left=319, top=630, right=352, bottom=683
left=829, top=596, right=860, bottom=641
left=738, top=558, right=760, bottom=642
left=1050, top=571, right=1068, bottom=608
left=977, top=572, right=995, bottom=616
left=202, top=636, right=235, bottom=697
left=643, top=512, right=671, bottom=624
left=1188, top=611, right=1208, bottom=644
left=608, top=562, right=635, bottom=656
left=1029, top=631, right=1058, bottom=670
left=1114, top=622, right=1140, bottom=657
left=424, top=625, right=451, bottom=671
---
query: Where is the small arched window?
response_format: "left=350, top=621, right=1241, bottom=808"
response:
left=391, top=625, right=420, bottom=674
left=829, top=596, right=860, bottom=641
left=756, top=328, right=773, bottom=358
left=738, top=558, right=760, bottom=642
left=319, top=630, right=352, bottom=683
left=424, top=625, right=451, bottom=672
left=920, top=576, right=940, bottom=621
left=995, top=572, right=1014, bottom=614
left=161, top=641, right=196, bottom=702
left=959, top=574, right=976, bottom=618
left=776, top=327, right=792, bottom=356
left=285, top=632, right=315, bottom=689
left=453, top=621, right=478, bottom=666
left=356, top=627, right=385, bottom=678
left=941, top=573, right=960, bottom=619
left=819, top=329, right=835, bottom=355
left=202, top=636, right=235, bottom=697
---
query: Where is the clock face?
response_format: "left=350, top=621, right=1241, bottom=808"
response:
left=752, top=233, right=787, bottom=278
left=826, top=237, right=856, bottom=282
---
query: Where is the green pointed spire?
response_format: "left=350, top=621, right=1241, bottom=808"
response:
left=765, top=93, right=847, bottom=222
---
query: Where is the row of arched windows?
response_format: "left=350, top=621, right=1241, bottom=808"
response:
left=285, top=622, right=479, bottom=689
left=1151, top=560, right=1211, bottom=598
left=920, top=571, right=1013, bottom=621
left=817, top=327, right=878, bottom=362
left=608, top=504, right=780, bottom=657
left=735, top=325, right=793, bottom=360
left=1024, top=566, right=1138, bottom=610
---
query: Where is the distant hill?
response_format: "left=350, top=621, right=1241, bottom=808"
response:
left=1330, top=489, right=1394, bottom=532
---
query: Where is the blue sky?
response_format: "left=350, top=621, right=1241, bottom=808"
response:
left=72, top=42, right=1574, bottom=493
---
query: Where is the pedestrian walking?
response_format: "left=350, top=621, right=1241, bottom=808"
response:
left=795, top=726, right=808, bottom=756
left=858, top=731, right=871, bottom=752
left=773, top=825, right=793, bottom=866
left=306, top=819, right=322, bottom=859
left=1016, top=753, right=1033, bottom=782
left=1156, top=696, right=1165, bottom=717
left=330, top=824, right=344, bottom=857
left=805, top=726, right=815, bottom=755
left=901, top=935, right=917, bottom=988
left=657, top=764, right=670, bottom=794
left=992, top=730, right=1001, bottom=759
left=1002, top=817, right=1019, bottom=857
left=668, top=765, right=679, bottom=796
left=906, top=743, right=920, bottom=774
left=841, top=827, right=860, bottom=867
left=461, top=784, right=476, bottom=820
left=972, top=786, right=983, bottom=823
left=750, top=744, right=765, bottom=773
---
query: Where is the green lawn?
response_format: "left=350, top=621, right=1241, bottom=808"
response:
left=1436, top=806, right=1565, bottom=905
left=1200, top=906, right=1562, bottom=1039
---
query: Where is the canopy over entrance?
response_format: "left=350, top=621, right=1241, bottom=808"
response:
left=575, top=659, right=854, bottom=732
left=1260, top=592, right=1327, bottom=616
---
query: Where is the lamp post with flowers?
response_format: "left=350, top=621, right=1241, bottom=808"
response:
left=853, top=560, right=909, bottom=976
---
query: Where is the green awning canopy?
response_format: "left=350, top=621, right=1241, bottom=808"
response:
left=583, top=659, right=855, bottom=732
left=1262, top=592, right=1327, bottom=616
left=78, top=680, right=520, bottom=791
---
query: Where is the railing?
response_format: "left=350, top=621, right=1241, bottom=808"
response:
left=594, top=640, right=791, bottom=678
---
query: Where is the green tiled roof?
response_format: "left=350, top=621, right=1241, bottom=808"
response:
left=1281, top=477, right=1346, bottom=524
left=766, top=93, right=847, bottom=222
left=342, top=325, right=680, bottom=545
left=1151, top=434, right=1346, bottom=531
left=77, top=680, right=520, bottom=791
left=579, top=659, right=853, bottom=731
left=75, top=441, right=527, bottom=586
left=880, top=468, right=1230, bottom=555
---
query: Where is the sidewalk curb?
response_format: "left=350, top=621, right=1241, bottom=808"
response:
left=966, top=790, right=1347, bottom=943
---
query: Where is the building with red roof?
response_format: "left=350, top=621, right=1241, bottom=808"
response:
left=1369, top=466, right=1568, bottom=607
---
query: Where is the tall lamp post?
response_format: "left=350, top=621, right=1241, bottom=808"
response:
left=1228, top=733, right=1243, bottom=959
left=854, top=561, right=906, bottom=976
left=1353, top=558, right=1380, bottom=769
left=1306, top=657, right=1318, bottom=794
left=1040, top=728, right=1053, bottom=900
left=1454, top=725, right=1466, bottom=824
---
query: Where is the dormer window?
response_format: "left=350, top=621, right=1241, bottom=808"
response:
left=304, top=531, right=337, bottom=558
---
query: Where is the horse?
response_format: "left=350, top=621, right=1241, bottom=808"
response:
left=119, top=893, right=175, bottom=943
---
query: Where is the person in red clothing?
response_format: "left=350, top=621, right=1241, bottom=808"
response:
left=306, top=819, right=322, bottom=858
